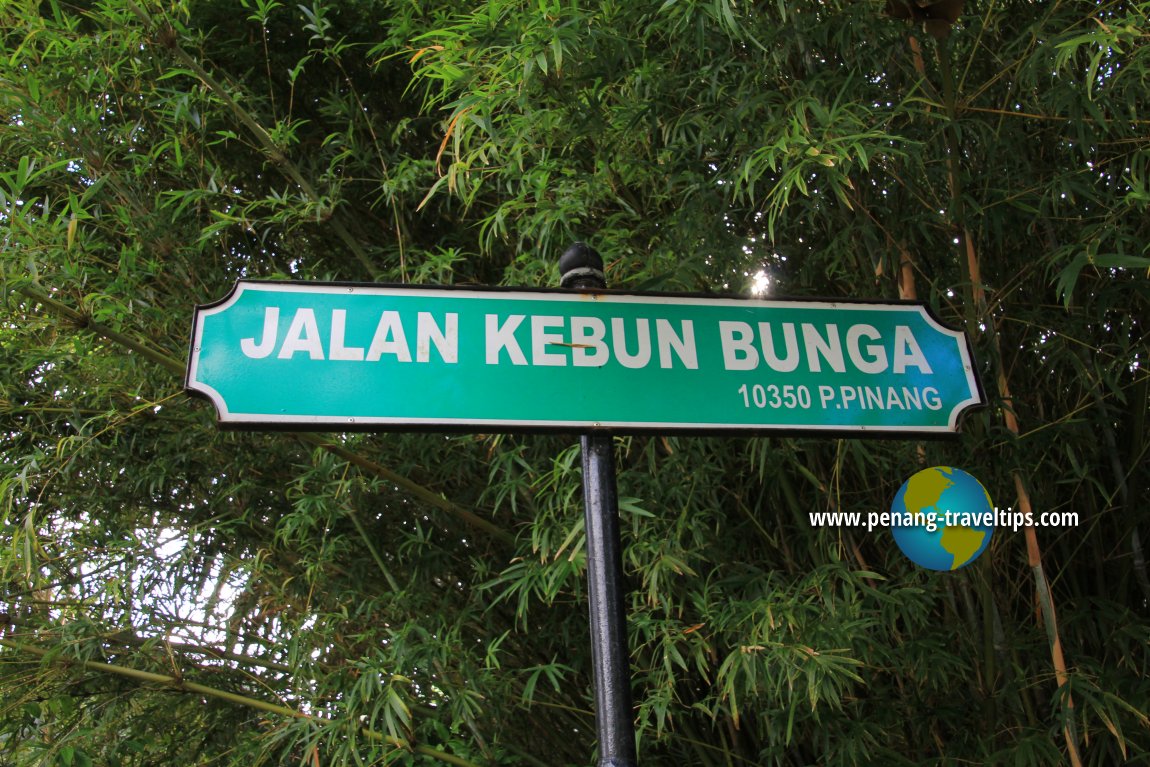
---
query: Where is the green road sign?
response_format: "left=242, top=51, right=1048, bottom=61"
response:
left=186, top=281, right=984, bottom=434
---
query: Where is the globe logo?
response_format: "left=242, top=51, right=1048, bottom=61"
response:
left=890, top=466, right=995, bottom=570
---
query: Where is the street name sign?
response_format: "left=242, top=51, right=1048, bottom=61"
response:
left=185, top=280, right=984, bottom=434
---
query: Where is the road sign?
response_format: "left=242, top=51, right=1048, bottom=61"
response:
left=185, top=280, right=984, bottom=434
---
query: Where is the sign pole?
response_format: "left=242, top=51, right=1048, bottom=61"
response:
left=187, top=245, right=985, bottom=767
left=560, top=243, right=637, bottom=767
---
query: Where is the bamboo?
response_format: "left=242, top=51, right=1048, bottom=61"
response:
left=0, top=623, right=303, bottom=675
left=317, top=439, right=515, bottom=545
left=0, top=638, right=481, bottom=767
left=344, top=493, right=402, bottom=592
left=17, top=283, right=185, bottom=375
left=14, top=283, right=512, bottom=544
left=933, top=36, right=1084, bottom=767
left=121, top=1, right=381, bottom=281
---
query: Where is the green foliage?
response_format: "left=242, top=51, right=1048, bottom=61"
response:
left=2, top=0, right=1149, bottom=765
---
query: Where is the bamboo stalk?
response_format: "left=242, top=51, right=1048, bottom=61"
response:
left=344, top=493, right=402, bottom=592
left=0, top=638, right=482, bottom=767
left=933, top=36, right=1084, bottom=767
left=17, top=283, right=185, bottom=375
left=2, top=617, right=296, bottom=675
left=315, top=439, right=515, bottom=545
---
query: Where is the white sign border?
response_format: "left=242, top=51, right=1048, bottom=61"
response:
left=186, top=280, right=985, bottom=436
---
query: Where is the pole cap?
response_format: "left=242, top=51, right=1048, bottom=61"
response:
left=559, top=242, right=606, bottom=289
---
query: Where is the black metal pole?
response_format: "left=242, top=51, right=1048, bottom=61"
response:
left=560, top=243, right=637, bottom=767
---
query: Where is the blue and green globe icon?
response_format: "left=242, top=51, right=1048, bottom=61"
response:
left=890, top=466, right=995, bottom=570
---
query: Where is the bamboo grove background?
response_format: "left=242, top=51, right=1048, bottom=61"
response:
left=1, top=1, right=1148, bottom=765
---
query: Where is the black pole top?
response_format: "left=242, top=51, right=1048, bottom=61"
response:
left=559, top=242, right=606, bottom=289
